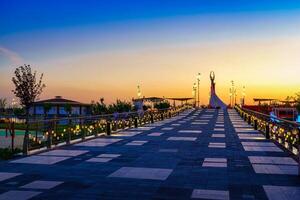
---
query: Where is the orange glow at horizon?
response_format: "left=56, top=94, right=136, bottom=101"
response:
left=1, top=36, right=300, bottom=105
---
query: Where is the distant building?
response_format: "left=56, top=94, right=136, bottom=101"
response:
left=29, top=96, right=91, bottom=117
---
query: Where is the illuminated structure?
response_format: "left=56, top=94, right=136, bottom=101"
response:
left=208, top=71, right=227, bottom=109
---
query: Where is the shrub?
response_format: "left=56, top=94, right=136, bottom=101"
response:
left=0, top=148, right=22, bottom=160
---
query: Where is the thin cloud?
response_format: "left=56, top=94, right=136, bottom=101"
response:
left=0, top=46, right=23, bottom=65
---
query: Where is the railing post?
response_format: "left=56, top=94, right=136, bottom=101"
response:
left=150, top=114, right=154, bottom=123
left=161, top=113, right=164, bottom=120
left=47, top=131, right=52, bottom=149
left=265, top=123, right=270, bottom=139
left=67, top=118, right=71, bottom=145
left=134, top=117, right=138, bottom=128
left=106, top=121, right=111, bottom=136
left=254, top=119, right=258, bottom=130
left=247, top=115, right=251, bottom=125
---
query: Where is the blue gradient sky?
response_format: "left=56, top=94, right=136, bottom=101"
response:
left=1, top=0, right=300, bottom=104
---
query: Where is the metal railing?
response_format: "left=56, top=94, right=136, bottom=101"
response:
left=235, top=105, right=300, bottom=156
left=1, top=106, right=190, bottom=155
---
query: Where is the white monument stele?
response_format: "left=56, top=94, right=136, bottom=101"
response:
left=208, top=71, right=227, bottom=109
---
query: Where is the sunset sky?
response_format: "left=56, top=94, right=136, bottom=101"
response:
left=1, top=0, right=300, bottom=105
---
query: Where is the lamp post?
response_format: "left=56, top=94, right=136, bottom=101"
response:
left=231, top=80, right=235, bottom=107
left=137, top=85, right=142, bottom=98
left=229, top=88, right=232, bottom=107
left=197, top=73, right=201, bottom=108
left=192, top=83, right=197, bottom=108
left=242, top=86, right=246, bottom=105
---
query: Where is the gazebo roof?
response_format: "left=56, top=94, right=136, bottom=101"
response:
left=33, top=96, right=89, bottom=106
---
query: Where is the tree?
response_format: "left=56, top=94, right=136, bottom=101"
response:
left=0, top=98, right=7, bottom=113
left=12, top=64, right=45, bottom=154
left=154, top=101, right=171, bottom=110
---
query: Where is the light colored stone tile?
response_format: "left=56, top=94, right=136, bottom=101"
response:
left=148, top=132, right=163, bottom=136
left=21, top=180, right=63, bottom=189
left=0, top=172, right=21, bottom=182
left=108, top=167, right=173, bottom=180
left=11, top=156, right=70, bottom=165
left=202, top=162, right=227, bottom=167
left=243, top=146, right=283, bottom=152
left=214, top=128, right=225, bottom=131
left=252, top=164, right=298, bottom=175
left=98, top=154, right=121, bottom=158
left=204, top=158, right=227, bottom=163
left=86, top=157, right=113, bottom=162
left=263, top=185, right=300, bottom=200
left=39, top=150, right=88, bottom=157
left=242, top=142, right=276, bottom=147
left=75, top=138, right=122, bottom=146
left=191, top=122, right=207, bottom=125
left=178, top=130, right=202, bottom=133
left=161, top=127, right=173, bottom=131
left=191, top=189, right=229, bottom=200
left=112, top=131, right=141, bottom=137
left=248, top=156, right=297, bottom=165
left=171, top=124, right=181, bottom=126
left=212, top=134, right=225, bottom=138
left=126, top=140, right=148, bottom=146
left=167, top=137, right=197, bottom=141
left=209, top=143, right=226, bottom=147
left=0, top=190, right=42, bottom=200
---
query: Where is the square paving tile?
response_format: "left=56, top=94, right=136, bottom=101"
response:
left=11, top=156, right=70, bottom=165
left=161, top=127, right=173, bottom=131
left=178, top=130, right=202, bottom=133
left=248, top=156, right=297, bottom=165
left=86, top=157, right=113, bottom=162
left=204, top=158, right=227, bottom=163
left=97, top=154, right=121, bottom=158
left=75, top=138, right=122, bottom=146
left=148, top=132, right=164, bottom=136
left=0, top=172, right=22, bottom=182
left=191, top=189, right=229, bottom=200
left=39, top=150, right=88, bottom=157
left=263, top=185, right=300, bottom=200
left=191, top=122, right=207, bottom=125
left=167, top=137, right=197, bottom=141
left=214, top=128, right=225, bottom=131
left=112, top=131, right=141, bottom=137
left=252, top=164, right=298, bottom=175
left=243, top=146, right=283, bottom=152
left=242, top=142, right=276, bottom=147
left=0, top=190, right=42, bottom=200
left=108, top=167, right=173, bottom=180
left=212, top=134, right=225, bottom=138
left=202, top=162, right=227, bottom=168
left=208, top=143, right=226, bottom=148
left=126, top=140, right=148, bottom=146
left=21, top=180, right=63, bottom=189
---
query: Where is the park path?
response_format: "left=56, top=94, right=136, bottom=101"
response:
left=0, top=109, right=299, bottom=200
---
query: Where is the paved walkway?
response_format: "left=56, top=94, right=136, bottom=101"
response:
left=0, top=109, right=300, bottom=200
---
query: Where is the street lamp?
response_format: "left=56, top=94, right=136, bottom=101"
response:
left=242, top=86, right=246, bottom=105
left=229, top=88, right=232, bottom=107
left=192, top=83, right=197, bottom=108
left=197, top=73, right=201, bottom=108
left=137, top=85, right=142, bottom=98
